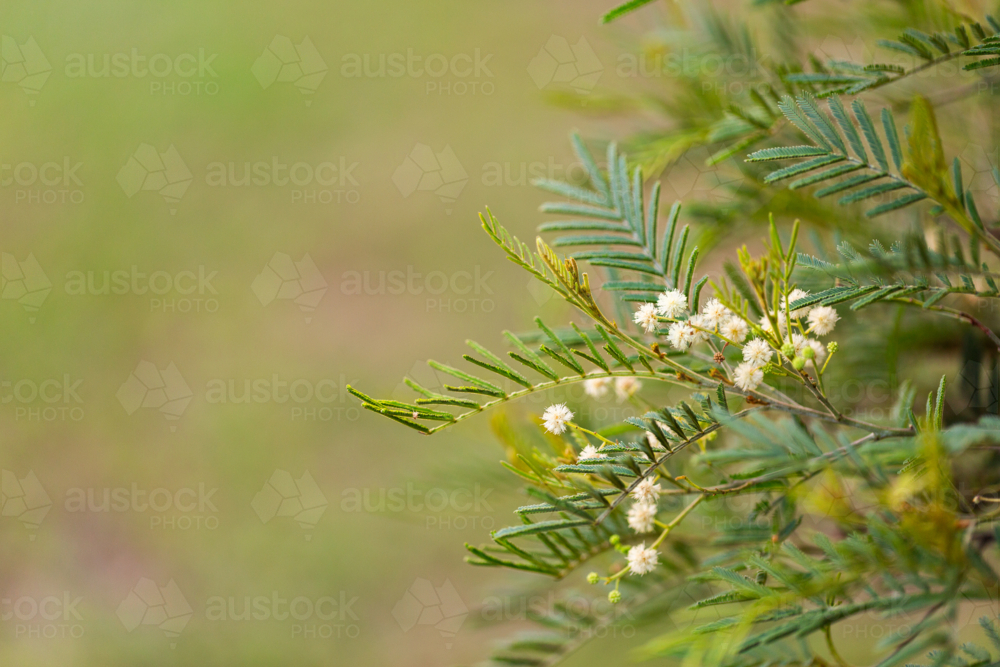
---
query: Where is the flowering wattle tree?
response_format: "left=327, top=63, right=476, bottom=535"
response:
left=352, top=1, right=1000, bottom=665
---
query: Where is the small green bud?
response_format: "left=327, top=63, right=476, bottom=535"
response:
left=827, top=341, right=838, bottom=353
left=801, top=346, right=815, bottom=360
left=609, top=534, right=621, bottom=546
left=792, top=356, right=806, bottom=371
left=586, top=572, right=600, bottom=585
left=608, top=589, right=622, bottom=604
left=781, top=342, right=795, bottom=357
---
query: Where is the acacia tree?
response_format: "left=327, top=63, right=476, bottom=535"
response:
left=353, top=1, right=1000, bottom=665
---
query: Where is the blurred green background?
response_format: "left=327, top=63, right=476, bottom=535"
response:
left=0, top=0, right=647, bottom=665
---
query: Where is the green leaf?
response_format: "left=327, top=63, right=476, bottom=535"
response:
left=788, top=163, right=864, bottom=189
left=552, top=235, right=643, bottom=247
left=881, top=107, right=903, bottom=171
left=492, top=518, right=592, bottom=540
left=778, top=95, right=832, bottom=150
left=463, top=354, right=533, bottom=389
left=539, top=202, right=621, bottom=220
left=813, top=173, right=884, bottom=198
left=853, top=99, right=889, bottom=172
left=429, top=360, right=505, bottom=396
left=763, top=155, right=845, bottom=183
left=747, top=146, right=831, bottom=161
left=711, top=566, right=775, bottom=598
left=601, top=0, right=658, bottom=23
left=796, top=92, right=846, bottom=154
left=837, top=181, right=908, bottom=205
left=866, top=193, right=928, bottom=217
left=829, top=95, right=867, bottom=162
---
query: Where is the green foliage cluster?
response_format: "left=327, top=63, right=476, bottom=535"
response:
left=353, top=1, right=1000, bottom=664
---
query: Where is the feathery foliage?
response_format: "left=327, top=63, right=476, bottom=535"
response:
left=354, top=1, right=1000, bottom=664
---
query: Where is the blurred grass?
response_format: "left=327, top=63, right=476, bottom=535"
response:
left=0, top=0, right=623, bottom=665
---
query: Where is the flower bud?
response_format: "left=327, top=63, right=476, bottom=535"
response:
left=609, top=534, right=621, bottom=546
left=792, top=357, right=806, bottom=371
left=608, top=589, right=622, bottom=604
left=827, top=341, right=838, bottom=353
left=781, top=342, right=795, bottom=357
left=801, top=346, right=815, bottom=360
left=586, top=572, right=600, bottom=585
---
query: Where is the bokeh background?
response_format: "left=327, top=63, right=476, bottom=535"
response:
left=0, top=1, right=651, bottom=664
left=1, top=0, right=998, bottom=665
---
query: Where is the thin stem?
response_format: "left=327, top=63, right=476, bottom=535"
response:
left=889, top=297, right=1000, bottom=352
left=824, top=625, right=850, bottom=667
left=569, top=423, right=618, bottom=448
left=594, top=410, right=909, bottom=525
left=424, top=369, right=675, bottom=434
left=651, top=495, right=704, bottom=549
left=653, top=432, right=894, bottom=498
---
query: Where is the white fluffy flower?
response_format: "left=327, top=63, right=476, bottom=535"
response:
left=627, top=502, right=657, bottom=534
left=631, top=477, right=662, bottom=504
left=578, top=444, right=600, bottom=461
left=688, top=314, right=710, bottom=344
left=584, top=377, right=611, bottom=399
left=720, top=316, right=749, bottom=343
left=702, top=298, right=730, bottom=327
left=615, top=377, right=641, bottom=401
left=542, top=403, right=574, bottom=434
left=787, top=289, right=811, bottom=319
left=633, top=303, right=659, bottom=334
left=808, top=306, right=840, bottom=336
left=791, top=333, right=808, bottom=357
left=627, top=543, right=659, bottom=575
left=759, top=313, right=787, bottom=335
left=742, top=338, right=773, bottom=367
left=733, top=362, right=764, bottom=391
left=667, top=321, right=696, bottom=350
left=656, top=289, right=688, bottom=318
